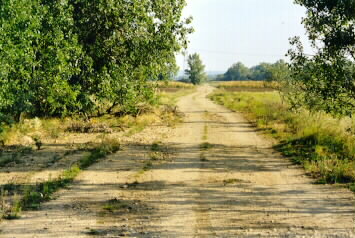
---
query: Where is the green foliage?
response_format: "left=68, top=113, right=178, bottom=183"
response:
left=218, top=62, right=250, bottom=81
left=217, top=60, right=289, bottom=82
left=0, top=0, right=192, bottom=122
left=250, top=63, right=272, bottom=81
left=185, top=53, right=207, bottom=85
left=286, top=0, right=355, bottom=117
left=200, top=142, right=213, bottom=150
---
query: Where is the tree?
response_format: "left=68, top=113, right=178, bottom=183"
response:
left=250, top=63, right=271, bottom=81
left=185, top=53, right=207, bottom=85
left=0, top=0, right=192, bottom=121
left=285, top=0, right=355, bottom=117
left=222, top=62, right=250, bottom=81
left=265, top=60, right=290, bottom=82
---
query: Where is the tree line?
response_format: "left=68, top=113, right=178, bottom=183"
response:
left=216, top=60, right=289, bottom=82
left=0, top=0, right=192, bottom=123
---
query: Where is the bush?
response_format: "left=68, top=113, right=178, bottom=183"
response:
left=0, top=0, right=192, bottom=122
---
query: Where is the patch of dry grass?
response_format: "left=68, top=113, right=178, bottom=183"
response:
left=215, top=81, right=279, bottom=91
left=154, top=81, right=195, bottom=89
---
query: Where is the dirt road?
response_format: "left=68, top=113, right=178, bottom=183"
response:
left=1, top=85, right=354, bottom=237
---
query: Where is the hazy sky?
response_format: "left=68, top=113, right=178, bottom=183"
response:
left=176, top=0, right=313, bottom=72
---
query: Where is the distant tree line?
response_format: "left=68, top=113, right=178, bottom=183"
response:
left=216, top=60, right=289, bottom=82
left=0, top=0, right=192, bottom=123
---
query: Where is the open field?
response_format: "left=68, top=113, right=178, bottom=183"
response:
left=154, top=81, right=195, bottom=93
left=213, top=81, right=279, bottom=92
left=210, top=89, right=355, bottom=190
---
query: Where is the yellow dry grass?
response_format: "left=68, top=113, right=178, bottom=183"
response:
left=153, top=81, right=195, bottom=89
left=216, top=81, right=279, bottom=90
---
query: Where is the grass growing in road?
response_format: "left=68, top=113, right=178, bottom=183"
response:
left=2, top=139, right=120, bottom=218
left=210, top=89, right=355, bottom=191
left=102, top=198, right=132, bottom=212
left=200, top=142, right=213, bottom=150
left=200, top=153, right=208, bottom=162
left=202, top=124, right=208, bottom=141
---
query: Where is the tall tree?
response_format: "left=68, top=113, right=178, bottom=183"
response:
left=220, top=62, right=250, bottom=81
left=285, top=0, right=355, bottom=116
left=0, top=0, right=192, bottom=121
left=185, top=53, right=206, bottom=85
left=250, top=63, right=271, bottom=81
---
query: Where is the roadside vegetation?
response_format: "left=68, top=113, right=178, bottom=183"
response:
left=0, top=83, right=193, bottom=220
left=210, top=89, right=355, bottom=191
left=215, top=81, right=279, bottom=91
left=208, top=1, right=355, bottom=193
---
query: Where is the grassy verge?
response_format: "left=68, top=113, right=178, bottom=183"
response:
left=154, top=81, right=195, bottom=90
left=209, top=89, right=355, bottom=191
left=158, top=87, right=196, bottom=107
left=212, top=81, right=279, bottom=91
left=0, top=87, right=191, bottom=219
left=1, top=139, right=120, bottom=219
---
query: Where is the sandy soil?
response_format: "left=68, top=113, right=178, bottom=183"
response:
left=0, top=85, right=354, bottom=238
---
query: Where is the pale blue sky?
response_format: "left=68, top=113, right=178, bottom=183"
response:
left=176, top=0, right=312, bottom=72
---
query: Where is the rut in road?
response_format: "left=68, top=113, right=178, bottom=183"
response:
left=1, top=85, right=354, bottom=237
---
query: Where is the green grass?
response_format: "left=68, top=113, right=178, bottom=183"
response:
left=1, top=195, right=22, bottom=220
left=102, top=198, right=131, bottom=212
left=200, top=142, right=213, bottom=150
left=151, top=142, right=162, bottom=152
left=2, top=139, right=120, bottom=217
left=210, top=89, right=355, bottom=189
left=202, top=125, right=208, bottom=140
left=223, top=178, right=244, bottom=185
left=143, top=161, right=153, bottom=171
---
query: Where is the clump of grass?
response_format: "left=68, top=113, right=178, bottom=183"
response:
left=102, top=198, right=132, bottom=212
left=79, top=139, right=120, bottom=168
left=143, top=161, right=153, bottom=171
left=86, top=228, right=102, bottom=235
left=210, top=90, right=355, bottom=187
left=20, top=166, right=81, bottom=210
left=200, top=142, right=213, bottom=150
left=151, top=142, right=162, bottom=152
left=200, top=153, right=208, bottom=162
left=223, top=178, right=244, bottom=185
left=0, top=191, right=22, bottom=219
left=202, top=125, right=208, bottom=141
left=149, top=152, right=167, bottom=161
